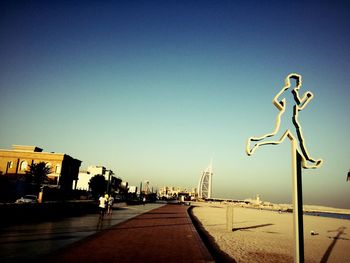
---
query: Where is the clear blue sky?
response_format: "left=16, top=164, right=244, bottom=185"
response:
left=1, top=0, right=349, bottom=208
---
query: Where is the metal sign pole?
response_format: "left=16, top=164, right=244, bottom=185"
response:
left=246, top=73, right=323, bottom=263
left=291, top=140, right=304, bottom=263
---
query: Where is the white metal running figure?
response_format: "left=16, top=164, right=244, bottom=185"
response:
left=246, top=73, right=323, bottom=169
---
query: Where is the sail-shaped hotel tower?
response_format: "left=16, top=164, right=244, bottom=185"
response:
left=197, top=160, right=213, bottom=199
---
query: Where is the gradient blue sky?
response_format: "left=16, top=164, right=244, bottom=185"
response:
left=1, top=1, right=349, bottom=208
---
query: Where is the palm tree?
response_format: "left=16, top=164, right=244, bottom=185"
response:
left=26, top=162, right=51, bottom=191
left=89, top=174, right=107, bottom=199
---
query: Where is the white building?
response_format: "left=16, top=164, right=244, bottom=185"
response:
left=128, top=185, right=137, bottom=194
left=197, top=160, right=213, bottom=199
left=76, top=165, right=114, bottom=191
left=158, top=186, right=196, bottom=199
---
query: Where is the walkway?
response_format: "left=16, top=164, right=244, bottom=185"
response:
left=0, top=203, right=164, bottom=263
left=40, top=204, right=214, bottom=263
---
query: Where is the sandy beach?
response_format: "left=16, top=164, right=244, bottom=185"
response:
left=191, top=202, right=350, bottom=263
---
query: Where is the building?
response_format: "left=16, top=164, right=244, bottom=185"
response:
left=76, top=165, right=118, bottom=193
left=141, top=180, right=152, bottom=194
left=128, top=185, right=137, bottom=194
left=158, top=186, right=196, bottom=199
left=197, top=160, right=213, bottom=199
left=0, top=145, right=81, bottom=198
left=76, top=170, right=93, bottom=191
left=76, top=165, right=111, bottom=190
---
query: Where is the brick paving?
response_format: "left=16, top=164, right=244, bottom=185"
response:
left=40, top=204, right=214, bottom=263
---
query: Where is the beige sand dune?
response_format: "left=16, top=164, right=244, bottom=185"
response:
left=192, top=202, right=350, bottom=263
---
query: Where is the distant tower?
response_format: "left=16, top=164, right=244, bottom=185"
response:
left=256, top=194, right=261, bottom=205
left=197, top=160, right=213, bottom=199
left=143, top=180, right=151, bottom=194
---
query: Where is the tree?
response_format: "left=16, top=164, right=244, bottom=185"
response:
left=26, top=162, right=51, bottom=191
left=89, top=174, right=107, bottom=198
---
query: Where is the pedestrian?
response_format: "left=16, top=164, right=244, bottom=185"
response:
left=98, top=194, right=107, bottom=220
left=107, top=195, right=114, bottom=215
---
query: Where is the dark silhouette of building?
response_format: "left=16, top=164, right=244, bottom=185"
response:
left=0, top=145, right=81, bottom=200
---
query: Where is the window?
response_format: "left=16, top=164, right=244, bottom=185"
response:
left=8, top=161, right=13, bottom=168
left=55, top=165, right=61, bottom=174
left=20, top=161, right=28, bottom=171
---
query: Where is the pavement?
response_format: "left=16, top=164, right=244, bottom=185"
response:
left=0, top=203, right=164, bottom=263
left=40, top=204, right=214, bottom=263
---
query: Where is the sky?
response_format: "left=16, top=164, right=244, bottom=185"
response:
left=0, top=0, right=349, bottom=208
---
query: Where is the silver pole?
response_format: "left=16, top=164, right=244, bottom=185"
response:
left=291, top=140, right=304, bottom=263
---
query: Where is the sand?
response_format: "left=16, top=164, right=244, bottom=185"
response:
left=192, top=202, right=350, bottom=263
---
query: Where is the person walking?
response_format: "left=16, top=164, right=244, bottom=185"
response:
left=107, top=195, right=114, bottom=215
left=98, top=194, right=108, bottom=220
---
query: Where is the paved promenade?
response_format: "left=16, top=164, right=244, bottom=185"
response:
left=41, top=204, right=214, bottom=263
left=0, top=203, right=164, bottom=263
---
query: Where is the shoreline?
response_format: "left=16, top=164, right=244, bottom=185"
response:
left=240, top=206, right=350, bottom=220
left=207, top=201, right=350, bottom=215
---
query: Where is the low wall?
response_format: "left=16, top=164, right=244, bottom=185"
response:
left=0, top=201, right=98, bottom=225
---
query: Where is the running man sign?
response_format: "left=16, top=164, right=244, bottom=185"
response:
left=246, top=73, right=322, bottom=169
left=246, top=73, right=323, bottom=263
